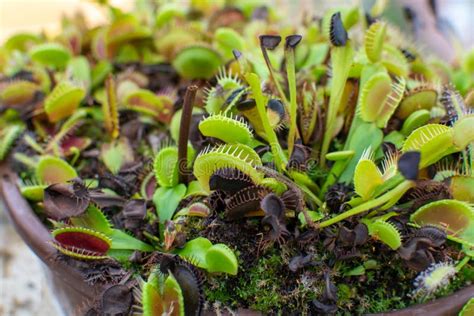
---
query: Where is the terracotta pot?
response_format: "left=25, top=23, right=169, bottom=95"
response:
left=0, top=161, right=472, bottom=315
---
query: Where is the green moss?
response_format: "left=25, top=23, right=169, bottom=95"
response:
left=204, top=250, right=319, bottom=314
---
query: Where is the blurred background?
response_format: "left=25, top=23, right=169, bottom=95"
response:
left=0, top=0, right=473, bottom=315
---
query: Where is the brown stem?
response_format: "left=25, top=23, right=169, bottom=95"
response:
left=178, top=85, right=197, bottom=184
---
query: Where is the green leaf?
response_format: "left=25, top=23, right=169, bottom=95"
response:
left=154, top=146, right=179, bottom=187
left=66, top=56, right=91, bottom=92
left=184, top=180, right=208, bottom=198
left=175, top=237, right=212, bottom=269
left=402, top=124, right=456, bottom=168
left=339, top=122, right=383, bottom=183
left=354, top=148, right=383, bottom=200
left=298, top=210, right=324, bottom=227
left=205, top=243, right=238, bottom=275
left=173, top=46, right=222, bottom=79
left=153, top=184, right=187, bottom=223
left=365, top=220, right=402, bottom=250
left=109, top=229, right=153, bottom=251
left=36, top=156, right=77, bottom=184
left=70, top=206, right=113, bottom=235
left=29, top=43, right=71, bottom=68
left=410, top=199, right=474, bottom=245
left=345, top=265, right=365, bottom=276
left=100, top=138, right=134, bottom=174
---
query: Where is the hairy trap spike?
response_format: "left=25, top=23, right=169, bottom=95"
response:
left=359, top=72, right=406, bottom=128
left=402, top=124, right=455, bottom=168
left=410, top=199, right=474, bottom=243
left=225, top=185, right=268, bottom=220
left=0, top=80, right=40, bottom=107
left=215, top=67, right=242, bottom=90
left=366, top=220, right=402, bottom=250
left=354, top=147, right=383, bottom=200
left=154, top=146, right=179, bottom=188
left=452, top=114, right=474, bottom=150
left=0, top=125, right=24, bottom=160
left=198, top=113, right=253, bottom=144
left=142, top=271, right=185, bottom=316
left=209, top=167, right=254, bottom=194
left=381, top=149, right=400, bottom=180
left=440, top=87, right=467, bottom=122
left=51, top=226, right=111, bottom=259
left=433, top=159, right=462, bottom=181
left=103, top=75, right=120, bottom=139
left=381, top=44, right=410, bottom=77
left=365, top=21, right=386, bottom=63
left=44, top=81, right=85, bottom=123
left=194, top=144, right=263, bottom=192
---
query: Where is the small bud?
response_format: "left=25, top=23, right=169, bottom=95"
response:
left=330, top=12, right=348, bottom=46
left=285, top=35, right=302, bottom=49
left=259, top=35, right=282, bottom=50
left=398, top=151, right=421, bottom=180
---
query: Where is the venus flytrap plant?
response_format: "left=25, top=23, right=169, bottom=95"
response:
left=172, top=45, right=223, bottom=79
left=362, top=218, right=402, bottom=250
left=3, top=2, right=474, bottom=314
left=44, top=81, right=85, bottom=123
left=319, top=151, right=420, bottom=228
left=175, top=237, right=238, bottom=275
left=358, top=72, right=406, bottom=128
left=29, top=42, right=71, bottom=69
left=410, top=199, right=474, bottom=247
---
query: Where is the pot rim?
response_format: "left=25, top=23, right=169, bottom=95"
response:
left=0, top=161, right=103, bottom=314
left=0, top=161, right=472, bottom=315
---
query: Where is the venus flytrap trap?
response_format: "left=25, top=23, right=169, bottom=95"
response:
left=2, top=1, right=474, bottom=314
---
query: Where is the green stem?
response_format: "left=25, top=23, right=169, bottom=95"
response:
left=320, top=158, right=350, bottom=198
left=69, top=147, right=80, bottom=166
left=320, top=45, right=353, bottom=167
left=455, top=256, right=471, bottom=272
left=299, top=183, right=323, bottom=207
left=260, top=46, right=288, bottom=105
left=246, top=73, right=287, bottom=171
left=319, top=180, right=414, bottom=228
left=286, top=46, right=298, bottom=157
left=178, top=85, right=197, bottom=184
left=13, top=153, right=37, bottom=169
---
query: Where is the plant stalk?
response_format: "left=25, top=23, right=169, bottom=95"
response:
left=178, top=85, right=197, bottom=184
left=260, top=46, right=288, bottom=105
left=319, top=180, right=414, bottom=228
left=285, top=45, right=298, bottom=156
left=455, top=256, right=471, bottom=272
left=246, top=73, right=287, bottom=171
left=320, top=45, right=353, bottom=167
